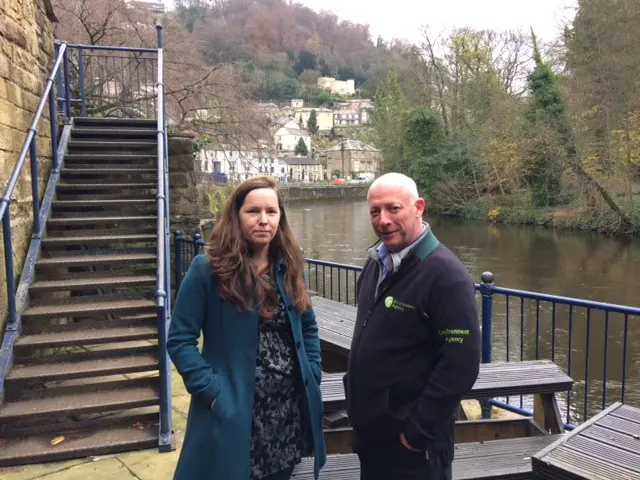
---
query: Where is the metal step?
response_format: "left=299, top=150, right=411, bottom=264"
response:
left=57, top=182, right=157, bottom=190
left=21, top=313, right=157, bottom=336
left=51, top=199, right=156, bottom=211
left=6, top=353, right=159, bottom=383
left=30, top=274, right=155, bottom=292
left=15, top=325, right=157, bottom=350
left=0, top=385, right=159, bottom=421
left=41, top=233, right=157, bottom=246
left=22, top=297, right=156, bottom=320
left=0, top=419, right=158, bottom=467
left=63, top=153, right=156, bottom=164
left=48, top=215, right=157, bottom=226
left=36, top=252, right=156, bottom=268
left=67, top=140, right=157, bottom=150
left=71, top=127, right=157, bottom=138
left=73, top=117, right=157, bottom=128
left=61, top=167, right=157, bottom=175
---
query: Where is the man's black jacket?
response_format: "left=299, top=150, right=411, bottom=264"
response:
left=344, top=229, right=481, bottom=457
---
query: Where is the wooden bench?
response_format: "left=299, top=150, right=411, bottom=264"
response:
left=292, top=434, right=564, bottom=479
left=532, top=402, right=640, bottom=479
left=321, top=360, right=573, bottom=437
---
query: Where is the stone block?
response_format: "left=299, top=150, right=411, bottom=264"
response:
left=0, top=15, right=27, bottom=49
left=0, top=77, right=6, bottom=99
left=0, top=51, right=10, bottom=80
left=168, top=172, right=191, bottom=188
left=0, top=123, right=22, bottom=153
left=167, top=136, right=194, bottom=156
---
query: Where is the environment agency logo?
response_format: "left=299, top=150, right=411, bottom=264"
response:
left=384, top=296, right=416, bottom=312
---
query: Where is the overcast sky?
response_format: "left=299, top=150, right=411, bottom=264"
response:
left=164, top=0, right=578, bottom=45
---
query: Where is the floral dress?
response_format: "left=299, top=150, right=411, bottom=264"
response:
left=248, top=275, right=313, bottom=479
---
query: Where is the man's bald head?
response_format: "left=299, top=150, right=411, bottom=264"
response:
left=367, top=173, right=420, bottom=202
left=367, top=173, right=425, bottom=252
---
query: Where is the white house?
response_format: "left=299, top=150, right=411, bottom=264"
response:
left=274, top=126, right=311, bottom=154
left=198, top=145, right=289, bottom=182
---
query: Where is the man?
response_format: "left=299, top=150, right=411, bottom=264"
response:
left=344, top=172, right=481, bottom=479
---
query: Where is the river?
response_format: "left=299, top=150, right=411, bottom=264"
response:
left=286, top=198, right=640, bottom=424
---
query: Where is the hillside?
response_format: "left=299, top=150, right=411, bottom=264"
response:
left=173, top=0, right=405, bottom=102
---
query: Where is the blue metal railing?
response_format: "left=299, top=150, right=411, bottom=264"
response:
left=173, top=235, right=640, bottom=429
left=1, top=28, right=172, bottom=451
left=54, top=42, right=159, bottom=119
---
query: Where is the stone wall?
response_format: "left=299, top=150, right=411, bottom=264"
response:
left=0, top=0, right=56, bottom=330
left=168, top=134, right=213, bottom=236
left=279, top=184, right=369, bottom=202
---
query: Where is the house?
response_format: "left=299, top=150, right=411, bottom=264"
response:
left=333, top=110, right=361, bottom=127
left=318, top=76, right=356, bottom=96
left=198, top=144, right=289, bottom=182
left=294, top=107, right=334, bottom=132
left=291, top=98, right=304, bottom=109
left=333, top=99, right=373, bottom=126
left=283, top=157, right=324, bottom=182
left=324, top=139, right=381, bottom=179
left=126, top=0, right=166, bottom=13
left=274, top=126, right=311, bottom=154
left=253, top=102, right=280, bottom=119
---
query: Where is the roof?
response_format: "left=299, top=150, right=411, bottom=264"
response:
left=326, top=139, right=379, bottom=152
left=278, top=127, right=309, bottom=137
left=281, top=157, right=321, bottom=166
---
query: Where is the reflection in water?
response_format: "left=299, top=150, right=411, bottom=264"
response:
left=286, top=199, right=640, bottom=423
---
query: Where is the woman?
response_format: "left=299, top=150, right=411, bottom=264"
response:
left=168, top=176, right=326, bottom=480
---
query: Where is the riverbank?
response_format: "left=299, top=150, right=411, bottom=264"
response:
left=279, top=183, right=369, bottom=202
left=432, top=196, right=640, bottom=236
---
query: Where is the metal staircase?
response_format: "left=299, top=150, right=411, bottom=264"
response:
left=0, top=31, right=172, bottom=466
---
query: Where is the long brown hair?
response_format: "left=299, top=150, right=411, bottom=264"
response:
left=206, top=176, right=311, bottom=318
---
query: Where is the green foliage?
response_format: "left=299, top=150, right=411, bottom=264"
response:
left=307, top=110, right=319, bottom=135
left=372, top=71, right=407, bottom=172
left=294, top=138, right=309, bottom=156
left=207, top=185, right=234, bottom=220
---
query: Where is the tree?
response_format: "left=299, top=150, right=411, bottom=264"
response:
left=298, top=114, right=305, bottom=128
left=307, top=109, right=319, bottom=135
left=295, top=138, right=309, bottom=156
left=372, top=70, right=407, bottom=172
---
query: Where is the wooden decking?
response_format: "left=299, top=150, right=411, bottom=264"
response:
left=532, top=402, right=640, bottom=479
left=293, top=434, right=563, bottom=479
left=320, top=361, right=574, bottom=411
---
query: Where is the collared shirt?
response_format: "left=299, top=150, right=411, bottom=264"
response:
left=371, top=222, right=429, bottom=284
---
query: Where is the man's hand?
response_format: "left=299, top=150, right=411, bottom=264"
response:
left=400, top=432, right=420, bottom=452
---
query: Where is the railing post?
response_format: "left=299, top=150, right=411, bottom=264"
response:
left=193, top=233, right=202, bottom=257
left=78, top=47, right=86, bottom=117
left=174, top=231, right=182, bottom=291
left=2, top=213, right=17, bottom=329
left=54, top=41, right=63, bottom=115
left=48, top=83, right=59, bottom=172
left=63, top=47, right=71, bottom=118
left=29, top=136, right=41, bottom=236
left=479, top=271, right=495, bottom=419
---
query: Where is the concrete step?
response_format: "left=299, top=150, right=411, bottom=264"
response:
left=6, top=353, right=159, bottom=383
left=41, top=233, right=157, bottom=246
left=15, top=325, right=157, bottom=350
left=0, top=384, right=159, bottom=421
left=36, top=252, right=156, bottom=269
left=47, top=215, right=157, bottom=227
left=29, top=274, right=155, bottom=293
left=22, top=297, right=156, bottom=321
left=0, top=416, right=158, bottom=466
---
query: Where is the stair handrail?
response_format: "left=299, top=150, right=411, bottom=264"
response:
left=1, top=42, right=67, bottom=330
left=154, top=23, right=173, bottom=451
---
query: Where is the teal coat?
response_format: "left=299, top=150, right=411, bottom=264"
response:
left=167, top=254, right=326, bottom=480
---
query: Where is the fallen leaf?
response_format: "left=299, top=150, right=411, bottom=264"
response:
left=633, top=434, right=639, bottom=440
left=0, top=439, right=7, bottom=448
left=51, top=436, right=65, bottom=446
left=132, top=422, right=144, bottom=430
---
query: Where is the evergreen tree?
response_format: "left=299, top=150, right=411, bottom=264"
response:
left=372, top=70, right=407, bottom=172
left=294, top=138, right=309, bottom=156
left=307, top=109, right=319, bottom=135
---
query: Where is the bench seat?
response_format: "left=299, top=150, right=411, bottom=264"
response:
left=293, top=434, right=563, bottom=479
